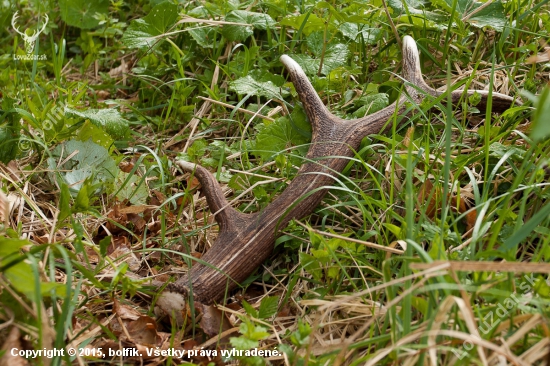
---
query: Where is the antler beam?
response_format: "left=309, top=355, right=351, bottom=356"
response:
left=156, top=36, right=517, bottom=324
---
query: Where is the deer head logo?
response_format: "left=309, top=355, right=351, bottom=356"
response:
left=11, top=12, right=49, bottom=54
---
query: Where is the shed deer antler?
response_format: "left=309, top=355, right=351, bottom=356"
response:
left=156, top=36, right=517, bottom=323
left=11, top=11, right=49, bottom=54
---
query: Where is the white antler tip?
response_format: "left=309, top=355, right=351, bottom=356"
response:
left=177, top=160, right=198, bottom=172
left=280, top=54, right=302, bottom=74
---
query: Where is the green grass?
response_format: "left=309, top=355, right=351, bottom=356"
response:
left=0, top=0, right=549, bottom=365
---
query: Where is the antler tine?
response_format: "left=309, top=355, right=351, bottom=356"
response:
left=347, top=36, right=518, bottom=138
left=40, top=14, right=49, bottom=33
left=280, top=55, right=346, bottom=132
left=177, top=160, right=248, bottom=233
left=11, top=11, right=25, bottom=37
left=402, top=36, right=518, bottom=112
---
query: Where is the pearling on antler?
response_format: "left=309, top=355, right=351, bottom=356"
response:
left=156, top=36, right=517, bottom=324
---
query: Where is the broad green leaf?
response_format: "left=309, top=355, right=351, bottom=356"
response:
left=388, top=0, right=447, bottom=22
left=58, top=183, right=72, bottom=223
left=288, top=32, right=349, bottom=76
left=286, top=54, right=319, bottom=75
left=0, top=237, right=30, bottom=257
left=0, top=123, right=19, bottom=164
left=411, top=296, right=429, bottom=316
left=280, top=13, right=328, bottom=36
left=0, top=238, right=66, bottom=300
left=254, top=114, right=310, bottom=163
left=339, top=23, right=381, bottom=44
left=115, top=171, right=149, bottom=205
left=77, top=120, right=115, bottom=151
left=530, top=86, right=550, bottom=142
left=122, top=2, right=179, bottom=49
left=99, top=235, right=111, bottom=258
left=74, top=180, right=90, bottom=211
left=3, top=260, right=66, bottom=300
left=59, top=0, right=109, bottom=29
left=352, top=93, right=390, bottom=117
left=430, top=0, right=507, bottom=31
left=489, top=142, right=525, bottom=159
left=188, top=27, right=217, bottom=48
left=241, top=299, right=259, bottom=318
left=467, top=2, right=507, bottom=30
left=229, top=75, right=287, bottom=100
left=299, top=252, right=323, bottom=281
left=534, top=277, right=550, bottom=298
left=239, top=320, right=269, bottom=341
left=258, top=296, right=279, bottom=319
left=222, top=10, right=276, bottom=41
left=65, top=107, right=129, bottom=139
left=248, top=69, right=286, bottom=86
left=47, top=139, right=118, bottom=194
left=143, top=2, right=179, bottom=35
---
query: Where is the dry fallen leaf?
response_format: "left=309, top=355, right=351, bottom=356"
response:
left=199, top=304, right=232, bottom=340
left=126, top=315, right=161, bottom=345
left=0, top=327, right=29, bottom=366
left=0, top=190, right=10, bottom=226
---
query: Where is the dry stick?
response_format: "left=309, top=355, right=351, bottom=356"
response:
left=409, top=261, right=550, bottom=274
left=295, top=220, right=404, bottom=254
left=462, top=0, right=494, bottom=22
left=380, top=0, right=402, bottom=48
left=197, top=96, right=275, bottom=121
left=165, top=100, right=212, bottom=150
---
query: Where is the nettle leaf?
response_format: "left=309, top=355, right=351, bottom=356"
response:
left=122, top=2, right=179, bottom=49
left=288, top=32, right=349, bottom=76
left=229, top=75, right=287, bottom=100
left=65, top=107, right=130, bottom=139
left=188, top=27, right=217, bottom=48
left=388, top=0, right=447, bottom=23
left=280, top=13, right=329, bottom=36
left=467, top=2, right=507, bottom=30
left=47, top=139, right=118, bottom=194
left=59, top=0, right=109, bottom=29
left=222, top=10, right=276, bottom=41
left=339, top=22, right=381, bottom=45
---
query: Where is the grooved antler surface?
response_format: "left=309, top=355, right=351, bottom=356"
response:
left=156, top=36, right=518, bottom=322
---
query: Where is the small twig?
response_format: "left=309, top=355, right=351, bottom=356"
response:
left=296, top=221, right=404, bottom=255
left=410, top=261, right=550, bottom=273
left=462, top=0, right=494, bottom=22
left=380, top=0, right=402, bottom=48
left=164, top=100, right=212, bottom=149
left=197, top=96, right=275, bottom=121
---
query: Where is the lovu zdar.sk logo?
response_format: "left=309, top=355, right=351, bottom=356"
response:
left=12, top=11, right=48, bottom=60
